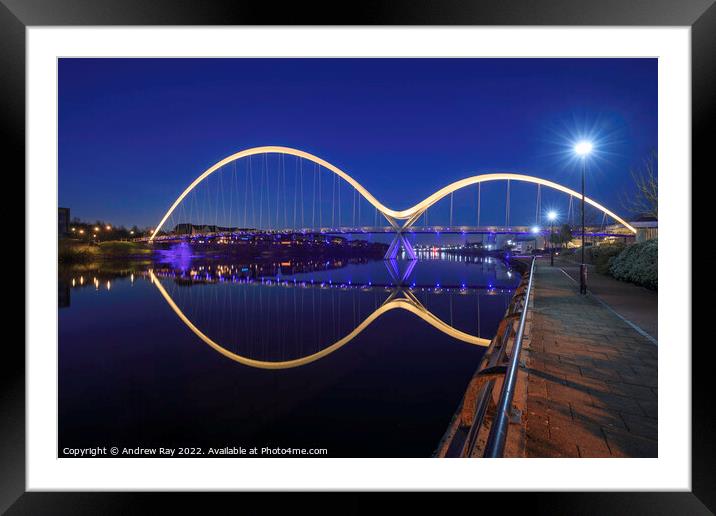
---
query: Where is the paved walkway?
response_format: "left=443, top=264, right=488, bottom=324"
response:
left=558, top=259, right=658, bottom=341
left=522, top=259, right=658, bottom=457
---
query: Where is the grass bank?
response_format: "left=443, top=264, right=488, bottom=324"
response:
left=59, top=239, right=152, bottom=264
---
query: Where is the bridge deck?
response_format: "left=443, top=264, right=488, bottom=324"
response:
left=144, top=226, right=635, bottom=242
left=519, top=259, right=657, bottom=457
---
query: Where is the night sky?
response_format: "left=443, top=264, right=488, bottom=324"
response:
left=59, top=58, right=657, bottom=229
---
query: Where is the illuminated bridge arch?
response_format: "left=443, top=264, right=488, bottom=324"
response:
left=149, top=270, right=490, bottom=369
left=397, top=173, right=637, bottom=233
left=149, top=145, right=401, bottom=242
left=149, top=145, right=636, bottom=241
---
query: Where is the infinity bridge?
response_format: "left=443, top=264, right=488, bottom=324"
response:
left=148, top=146, right=636, bottom=258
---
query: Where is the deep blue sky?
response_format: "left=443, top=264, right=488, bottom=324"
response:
left=59, top=58, right=656, bottom=229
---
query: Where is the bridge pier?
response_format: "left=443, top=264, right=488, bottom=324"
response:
left=384, top=232, right=417, bottom=260
left=385, top=258, right=418, bottom=284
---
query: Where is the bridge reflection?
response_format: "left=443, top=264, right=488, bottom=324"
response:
left=147, top=259, right=516, bottom=369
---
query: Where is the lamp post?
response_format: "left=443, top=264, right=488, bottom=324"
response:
left=574, top=141, right=593, bottom=294
left=547, top=210, right=557, bottom=266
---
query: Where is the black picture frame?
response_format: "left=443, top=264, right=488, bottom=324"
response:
left=3, top=0, right=712, bottom=513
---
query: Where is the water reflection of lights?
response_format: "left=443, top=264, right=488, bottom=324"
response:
left=68, top=269, right=517, bottom=297
left=64, top=255, right=518, bottom=367
left=148, top=269, right=493, bottom=369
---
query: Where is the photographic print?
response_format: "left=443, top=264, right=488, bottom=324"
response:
left=57, top=57, right=657, bottom=459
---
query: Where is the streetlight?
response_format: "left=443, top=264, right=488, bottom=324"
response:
left=574, top=140, right=593, bottom=294
left=547, top=210, right=557, bottom=266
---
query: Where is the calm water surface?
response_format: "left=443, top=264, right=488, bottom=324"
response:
left=59, top=253, right=520, bottom=457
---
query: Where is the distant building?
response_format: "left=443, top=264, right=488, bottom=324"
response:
left=58, top=207, right=70, bottom=237
left=604, top=223, right=636, bottom=236
left=630, top=215, right=658, bottom=243
left=173, top=223, right=243, bottom=235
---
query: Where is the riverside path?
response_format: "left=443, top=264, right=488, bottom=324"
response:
left=520, top=258, right=658, bottom=458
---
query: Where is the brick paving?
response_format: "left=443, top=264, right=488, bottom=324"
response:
left=522, top=260, right=658, bottom=458
left=559, top=259, right=658, bottom=341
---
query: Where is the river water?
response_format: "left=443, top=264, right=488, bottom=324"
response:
left=58, top=252, right=520, bottom=457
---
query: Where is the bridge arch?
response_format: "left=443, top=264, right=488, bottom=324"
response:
left=149, top=146, right=635, bottom=241
left=149, top=145, right=400, bottom=241
left=397, top=173, right=636, bottom=233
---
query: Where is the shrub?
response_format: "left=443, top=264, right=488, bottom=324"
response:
left=586, top=243, right=627, bottom=274
left=609, top=238, right=658, bottom=290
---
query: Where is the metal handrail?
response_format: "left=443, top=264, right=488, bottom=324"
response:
left=483, top=256, right=536, bottom=457
left=433, top=256, right=536, bottom=458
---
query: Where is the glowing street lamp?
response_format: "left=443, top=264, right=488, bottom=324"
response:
left=574, top=140, right=593, bottom=294
left=574, top=140, right=593, bottom=156
left=105, top=225, right=111, bottom=231
left=547, top=210, right=558, bottom=266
